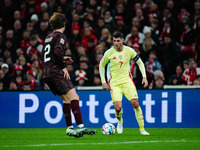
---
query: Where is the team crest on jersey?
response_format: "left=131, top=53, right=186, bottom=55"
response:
left=119, top=55, right=122, bottom=60
left=60, top=38, right=64, bottom=44
left=124, top=53, right=129, bottom=61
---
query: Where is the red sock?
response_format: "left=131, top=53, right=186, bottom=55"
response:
left=71, top=100, right=83, bottom=125
left=62, top=103, right=72, bottom=127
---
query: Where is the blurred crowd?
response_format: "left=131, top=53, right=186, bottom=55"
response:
left=0, top=0, right=200, bottom=91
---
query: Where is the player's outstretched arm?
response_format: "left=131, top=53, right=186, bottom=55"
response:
left=136, top=57, right=148, bottom=87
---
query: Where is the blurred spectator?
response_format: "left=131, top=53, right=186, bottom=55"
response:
left=87, top=38, right=96, bottom=63
left=182, top=58, right=200, bottom=85
left=18, top=55, right=32, bottom=76
left=26, top=22, right=35, bottom=32
left=153, top=76, right=164, bottom=89
left=22, top=82, right=31, bottom=91
left=26, top=35, right=43, bottom=57
left=0, top=58, right=4, bottom=67
left=20, top=30, right=31, bottom=53
left=1, top=64, right=12, bottom=90
left=13, top=20, right=23, bottom=46
left=99, top=28, right=112, bottom=49
left=6, top=30, right=14, bottom=40
left=142, top=37, right=158, bottom=59
left=26, top=70, right=40, bottom=90
left=115, top=16, right=130, bottom=38
left=98, top=0, right=109, bottom=18
left=135, top=8, right=147, bottom=29
left=114, top=3, right=128, bottom=24
left=178, top=7, right=190, bottom=23
left=180, top=22, right=195, bottom=45
left=103, top=10, right=117, bottom=34
left=12, top=64, right=24, bottom=79
left=76, top=44, right=86, bottom=56
left=38, top=2, right=49, bottom=20
left=159, top=20, right=173, bottom=42
left=166, top=0, right=177, bottom=17
left=150, top=19, right=160, bottom=38
left=170, top=75, right=182, bottom=85
left=149, top=70, right=165, bottom=89
left=5, top=56, right=14, bottom=74
left=125, top=26, right=145, bottom=45
left=0, top=81, right=3, bottom=91
left=145, top=50, right=162, bottom=85
left=0, top=0, right=15, bottom=30
left=170, top=65, right=183, bottom=85
left=73, top=1, right=86, bottom=20
left=95, top=17, right=106, bottom=39
left=15, top=75, right=24, bottom=90
left=38, top=21, right=49, bottom=40
left=81, top=27, right=97, bottom=51
left=93, top=74, right=101, bottom=86
left=69, top=25, right=81, bottom=50
left=160, top=35, right=179, bottom=80
left=9, top=80, right=17, bottom=91
left=96, top=44, right=105, bottom=54
left=30, top=14, right=39, bottom=30
left=193, top=78, right=200, bottom=85
left=142, top=0, right=155, bottom=14
left=94, top=53, right=103, bottom=66
left=71, top=12, right=82, bottom=30
left=132, top=17, right=142, bottom=32
left=183, top=60, right=189, bottom=70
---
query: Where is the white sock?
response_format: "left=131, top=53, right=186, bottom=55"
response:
left=68, top=125, right=73, bottom=128
left=77, top=124, right=84, bottom=128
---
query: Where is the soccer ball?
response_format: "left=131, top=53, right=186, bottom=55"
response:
left=102, top=123, right=115, bottom=135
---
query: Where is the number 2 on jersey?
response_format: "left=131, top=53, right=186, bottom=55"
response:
left=44, top=44, right=51, bottom=62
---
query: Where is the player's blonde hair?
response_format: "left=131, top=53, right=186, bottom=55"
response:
left=49, top=13, right=66, bottom=30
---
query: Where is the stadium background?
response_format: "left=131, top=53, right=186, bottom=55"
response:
left=0, top=0, right=200, bottom=128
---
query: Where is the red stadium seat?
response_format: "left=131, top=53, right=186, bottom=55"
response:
left=180, top=45, right=196, bottom=61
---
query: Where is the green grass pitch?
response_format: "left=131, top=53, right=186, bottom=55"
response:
left=0, top=128, right=200, bottom=150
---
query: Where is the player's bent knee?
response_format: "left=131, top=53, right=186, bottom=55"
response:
left=115, top=106, right=122, bottom=112
left=130, top=99, right=139, bottom=108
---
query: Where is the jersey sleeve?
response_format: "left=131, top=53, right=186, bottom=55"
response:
left=54, top=34, right=67, bottom=68
left=99, top=50, right=110, bottom=83
left=130, top=48, right=138, bottom=60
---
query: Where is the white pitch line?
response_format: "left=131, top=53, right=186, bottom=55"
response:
left=1, top=140, right=200, bottom=148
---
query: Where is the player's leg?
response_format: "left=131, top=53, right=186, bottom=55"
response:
left=113, top=101, right=123, bottom=134
left=111, top=85, right=123, bottom=134
left=63, top=88, right=83, bottom=127
left=65, top=88, right=97, bottom=136
left=59, top=92, right=83, bottom=137
left=124, top=80, right=149, bottom=135
left=130, top=99, right=149, bottom=135
left=44, top=78, right=81, bottom=137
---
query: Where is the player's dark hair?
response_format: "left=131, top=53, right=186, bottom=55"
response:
left=49, top=13, right=67, bottom=30
left=112, top=32, right=124, bottom=39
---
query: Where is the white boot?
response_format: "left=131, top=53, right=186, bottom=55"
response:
left=117, top=119, right=123, bottom=134
left=140, top=129, right=150, bottom=135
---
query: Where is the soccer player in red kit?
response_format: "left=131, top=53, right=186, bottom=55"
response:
left=42, top=13, right=96, bottom=137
